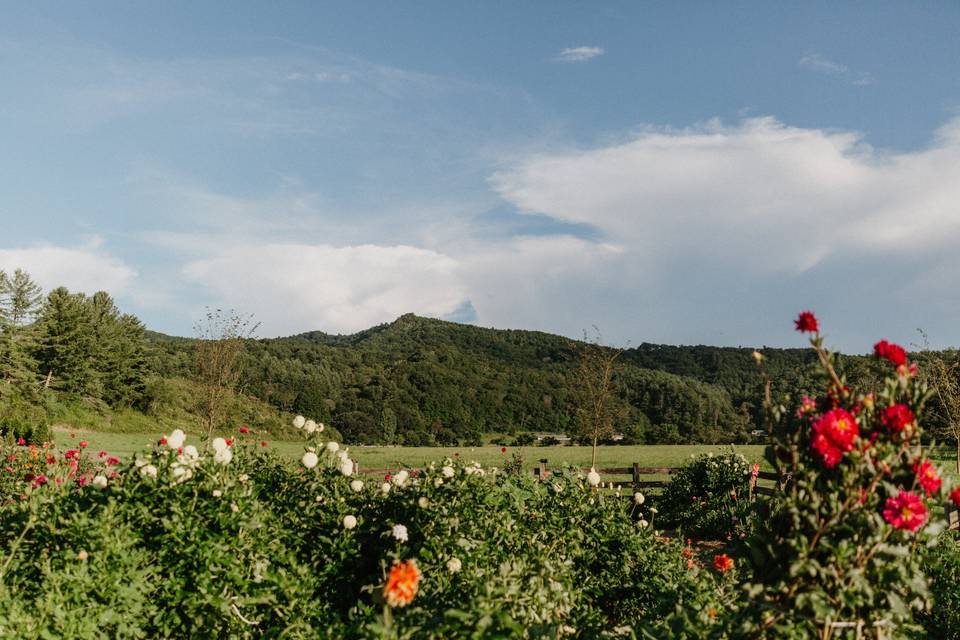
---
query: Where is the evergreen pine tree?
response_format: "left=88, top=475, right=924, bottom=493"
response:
left=34, top=287, right=98, bottom=397
left=0, top=269, right=41, bottom=399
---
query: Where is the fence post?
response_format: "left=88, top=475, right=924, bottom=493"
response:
left=632, top=463, right=640, bottom=491
left=353, top=461, right=360, bottom=475
left=537, top=459, right=548, bottom=480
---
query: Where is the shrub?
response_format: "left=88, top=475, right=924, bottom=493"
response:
left=659, top=450, right=758, bottom=540
left=734, top=312, right=952, bottom=637
left=0, top=400, right=50, bottom=445
left=918, top=531, right=960, bottom=638
left=0, top=420, right=728, bottom=638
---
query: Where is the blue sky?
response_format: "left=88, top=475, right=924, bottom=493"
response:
left=1, top=2, right=959, bottom=351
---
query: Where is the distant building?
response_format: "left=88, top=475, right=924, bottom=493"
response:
left=534, top=433, right=571, bottom=442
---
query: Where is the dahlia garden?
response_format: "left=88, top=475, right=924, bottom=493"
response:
left=0, top=313, right=958, bottom=638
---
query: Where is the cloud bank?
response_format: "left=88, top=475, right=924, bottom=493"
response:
left=486, top=117, right=960, bottom=348
left=0, top=239, right=136, bottom=298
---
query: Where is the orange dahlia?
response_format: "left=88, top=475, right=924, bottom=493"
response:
left=384, top=559, right=421, bottom=608
left=712, top=554, right=734, bottom=573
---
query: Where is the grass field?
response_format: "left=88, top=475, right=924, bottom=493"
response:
left=51, top=427, right=960, bottom=480
left=53, top=427, right=766, bottom=469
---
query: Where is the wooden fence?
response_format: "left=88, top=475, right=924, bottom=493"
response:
left=530, top=460, right=781, bottom=496
left=353, top=461, right=959, bottom=528
left=353, top=460, right=779, bottom=496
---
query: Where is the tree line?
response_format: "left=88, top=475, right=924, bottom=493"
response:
left=0, top=269, right=148, bottom=412
left=8, top=267, right=960, bottom=454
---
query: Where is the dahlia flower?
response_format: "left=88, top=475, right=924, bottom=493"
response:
left=874, top=340, right=908, bottom=367
left=343, top=515, right=357, bottom=530
left=349, top=479, right=364, bottom=492
left=914, top=460, right=942, bottom=496
left=794, top=310, right=819, bottom=333
left=92, top=475, right=108, bottom=489
left=301, top=452, right=319, bottom=469
left=293, top=415, right=306, bottom=429
left=214, top=447, right=233, bottom=465
left=587, top=468, right=601, bottom=487
left=392, top=524, right=409, bottom=542
left=167, top=429, right=186, bottom=449
left=883, top=490, right=928, bottom=532
left=882, top=404, right=915, bottom=433
left=713, top=554, right=734, bottom=572
left=446, top=557, right=462, bottom=573
left=383, top=559, right=420, bottom=608
left=811, top=408, right=858, bottom=468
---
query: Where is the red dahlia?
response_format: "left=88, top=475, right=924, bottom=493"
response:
left=913, top=460, right=942, bottom=496
left=883, top=491, right=927, bottom=532
left=874, top=340, right=907, bottom=367
left=794, top=310, right=819, bottom=333
left=882, top=404, right=914, bottom=433
left=951, top=487, right=960, bottom=509
left=810, top=408, right=859, bottom=468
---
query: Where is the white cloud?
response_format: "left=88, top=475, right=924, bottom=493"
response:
left=181, top=243, right=467, bottom=335
left=554, top=46, right=604, bottom=63
left=490, top=116, right=960, bottom=348
left=0, top=238, right=136, bottom=298
left=799, top=53, right=848, bottom=76
left=799, top=52, right=876, bottom=86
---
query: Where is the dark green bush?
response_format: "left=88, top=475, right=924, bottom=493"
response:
left=0, top=400, right=51, bottom=444
left=658, top=451, right=757, bottom=540
left=919, top=531, right=960, bottom=639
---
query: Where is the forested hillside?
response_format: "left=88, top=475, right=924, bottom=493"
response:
left=4, top=268, right=940, bottom=447
left=149, top=313, right=850, bottom=446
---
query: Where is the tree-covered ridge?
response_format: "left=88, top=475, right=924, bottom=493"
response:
left=149, top=314, right=800, bottom=446
left=3, top=267, right=914, bottom=448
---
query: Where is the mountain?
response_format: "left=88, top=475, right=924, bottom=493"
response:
left=147, top=314, right=860, bottom=446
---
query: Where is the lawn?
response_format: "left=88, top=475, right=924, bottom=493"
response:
left=52, top=426, right=960, bottom=481
left=52, top=426, right=766, bottom=472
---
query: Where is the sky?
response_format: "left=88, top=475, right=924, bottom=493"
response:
left=1, top=1, right=959, bottom=352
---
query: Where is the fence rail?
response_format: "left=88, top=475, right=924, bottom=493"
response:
left=352, top=463, right=959, bottom=529
left=352, top=461, right=780, bottom=496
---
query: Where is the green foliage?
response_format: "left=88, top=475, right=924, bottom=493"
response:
left=918, top=531, right=960, bottom=639
left=151, top=314, right=756, bottom=446
left=0, top=399, right=50, bottom=444
left=0, top=430, right=732, bottom=638
left=659, top=451, right=757, bottom=540
left=735, top=328, right=949, bottom=637
left=34, top=288, right=148, bottom=406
